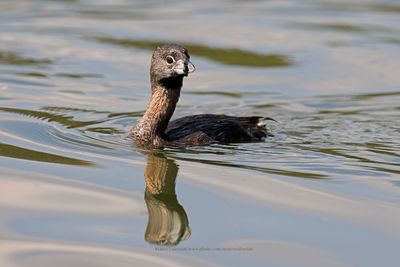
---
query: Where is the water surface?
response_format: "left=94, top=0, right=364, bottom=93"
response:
left=1, top=1, right=400, bottom=267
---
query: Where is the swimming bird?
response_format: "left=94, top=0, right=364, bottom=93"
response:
left=130, top=44, right=273, bottom=148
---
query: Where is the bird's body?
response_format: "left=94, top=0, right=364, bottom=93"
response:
left=130, top=44, right=272, bottom=148
left=166, top=114, right=268, bottom=146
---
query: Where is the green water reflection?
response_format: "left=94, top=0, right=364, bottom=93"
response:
left=0, top=51, right=52, bottom=66
left=187, top=91, right=244, bottom=98
left=0, top=107, right=123, bottom=134
left=15, top=72, right=48, bottom=78
left=294, top=22, right=388, bottom=33
left=318, top=2, right=400, bottom=13
left=41, top=106, right=143, bottom=120
left=351, top=91, right=400, bottom=100
left=0, top=143, right=95, bottom=166
left=171, top=154, right=327, bottom=179
left=93, top=37, right=292, bottom=68
left=55, top=73, right=103, bottom=79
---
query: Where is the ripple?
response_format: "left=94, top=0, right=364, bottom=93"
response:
left=0, top=142, right=95, bottom=166
left=54, top=73, right=103, bottom=79
left=0, top=168, right=143, bottom=214
left=293, top=22, right=390, bottom=34
left=0, top=240, right=218, bottom=267
left=92, top=37, right=293, bottom=68
left=0, top=107, right=100, bottom=128
left=0, top=50, right=52, bottom=66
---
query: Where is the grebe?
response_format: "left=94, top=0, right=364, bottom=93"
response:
left=130, top=44, right=272, bottom=148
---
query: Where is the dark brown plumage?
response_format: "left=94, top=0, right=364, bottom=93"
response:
left=130, top=44, right=272, bottom=148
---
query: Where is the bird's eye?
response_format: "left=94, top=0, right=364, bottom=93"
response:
left=166, top=56, right=175, bottom=64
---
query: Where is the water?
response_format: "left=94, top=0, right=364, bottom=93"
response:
left=1, top=0, right=400, bottom=266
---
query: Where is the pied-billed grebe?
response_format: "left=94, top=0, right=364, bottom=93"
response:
left=131, top=44, right=273, bottom=148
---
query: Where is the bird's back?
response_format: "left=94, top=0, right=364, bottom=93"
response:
left=166, top=114, right=269, bottom=146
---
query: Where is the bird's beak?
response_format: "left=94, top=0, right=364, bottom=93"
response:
left=174, top=59, right=196, bottom=76
left=187, top=60, right=195, bottom=74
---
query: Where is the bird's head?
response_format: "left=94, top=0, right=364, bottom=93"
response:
left=150, top=44, right=195, bottom=86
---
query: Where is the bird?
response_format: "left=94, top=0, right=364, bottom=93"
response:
left=130, top=43, right=273, bottom=148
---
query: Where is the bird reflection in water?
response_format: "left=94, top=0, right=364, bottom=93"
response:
left=143, top=152, right=190, bottom=246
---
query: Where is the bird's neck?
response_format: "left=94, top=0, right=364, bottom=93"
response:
left=135, top=77, right=183, bottom=139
